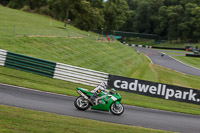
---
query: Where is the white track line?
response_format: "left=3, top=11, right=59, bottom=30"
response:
left=0, top=83, right=75, bottom=98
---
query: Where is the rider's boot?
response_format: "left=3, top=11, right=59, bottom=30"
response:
left=88, top=98, right=95, bottom=105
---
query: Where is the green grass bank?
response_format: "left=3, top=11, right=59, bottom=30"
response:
left=0, top=105, right=173, bottom=133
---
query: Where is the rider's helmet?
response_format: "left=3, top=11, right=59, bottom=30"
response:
left=100, top=81, right=107, bottom=89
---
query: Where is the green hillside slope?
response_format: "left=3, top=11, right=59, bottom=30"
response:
left=0, top=5, right=199, bottom=87
left=0, top=5, right=146, bottom=78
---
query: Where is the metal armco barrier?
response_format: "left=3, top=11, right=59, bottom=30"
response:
left=186, top=53, right=200, bottom=57
left=108, top=75, right=200, bottom=105
left=130, top=44, right=150, bottom=48
left=0, top=49, right=108, bottom=87
left=151, top=46, right=185, bottom=50
left=53, top=63, right=109, bottom=87
left=5, top=51, right=56, bottom=77
left=0, top=49, right=7, bottom=66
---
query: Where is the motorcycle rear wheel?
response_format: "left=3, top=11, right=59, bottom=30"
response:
left=74, top=96, right=90, bottom=110
left=110, top=102, right=124, bottom=115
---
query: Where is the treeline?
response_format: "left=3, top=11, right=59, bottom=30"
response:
left=122, top=0, right=200, bottom=42
left=1, top=0, right=200, bottom=42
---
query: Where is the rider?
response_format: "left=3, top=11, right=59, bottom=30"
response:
left=90, top=81, right=109, bottom=104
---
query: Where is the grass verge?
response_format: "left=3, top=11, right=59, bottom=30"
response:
left=155, top=49, right=199, bottom=70
left=172, top=56, right=200, bottom=69
left=160, top=50, right=200, bottom=69
left=0, top=105, right=173, bottom=133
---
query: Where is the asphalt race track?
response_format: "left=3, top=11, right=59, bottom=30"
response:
left=1, top=83, right=200, bottom=133
left=134, top=47, right=200, bottom=77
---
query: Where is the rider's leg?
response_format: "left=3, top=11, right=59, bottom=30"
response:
left=91, top=93, right=97, bottom=102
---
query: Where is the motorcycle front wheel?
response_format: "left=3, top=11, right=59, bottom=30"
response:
left=74, top=96, right=90, bottom=111
left=110, top=102, right=124, bottom=115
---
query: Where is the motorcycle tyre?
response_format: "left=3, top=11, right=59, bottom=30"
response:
left=74, top=96, right=90, bottom=111
left=110, top=102, right=124, bottom=115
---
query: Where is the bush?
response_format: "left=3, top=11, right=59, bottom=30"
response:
left=21, top=5, right=31, bottom=12
left=39, top=6, right=51, bottom=16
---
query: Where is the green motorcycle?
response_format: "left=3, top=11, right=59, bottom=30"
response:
left=74, top=87, right=124, bottom=115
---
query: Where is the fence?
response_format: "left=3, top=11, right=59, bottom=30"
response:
left=113, top=31, right=161, bottom=40
left=0, top=25, right=113, bottom=43
left=12, top=26, right=100, bottom=40
left=53, top=63, right=109, bottom=87
left=0, top=49, right=7, bottom=66
left=5, top=51, right=56, bottom=77
left=0, top=49, right=108, bottom=87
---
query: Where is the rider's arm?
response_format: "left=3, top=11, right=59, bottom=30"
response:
left=91, top=86, right=101, bottom=93
left=103, top=88, right=110, bottom=93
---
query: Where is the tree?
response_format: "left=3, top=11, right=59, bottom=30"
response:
left=156, top=6, right=168, bottom=36
left=164, top=0, right=179, bottom=6
left=177, top=23, right=190, bottom=42
left=167, top=5, right=184, bottom=41
left=119, top=0, right=139, bottom=32
left=191, top=6, right=200, bottom=42
left=177, top=3, right=198, bottom=42
left=0, top=0, right=10, bottom=6
left=133, top=1, right=150, bottom=33
left=103, top=0, right=130, bottom=32
left=8, top=0, right=47, bottom=10
left=89, top=0, right=104, bottom=8
left=130, top=0, right=163, bottom=34
left=73, top=0, right=104, bottom=31
left=55, top=0, right=72, bottom=22
left=8, top=0, right=26, bottom=9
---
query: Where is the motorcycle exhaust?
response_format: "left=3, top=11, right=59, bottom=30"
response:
left=77, top=90, right=89, bottom=100
left=77, top=90, right=94, bottom=105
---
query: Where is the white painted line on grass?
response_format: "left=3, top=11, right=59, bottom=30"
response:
left=144, top=54, right=153, bottom=64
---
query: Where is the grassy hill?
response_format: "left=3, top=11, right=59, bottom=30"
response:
left=0, top=5, right=200, bottom=116
left=0, top=5, right=199, bottom=87
left=0, top=5, right=145, bottom=78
